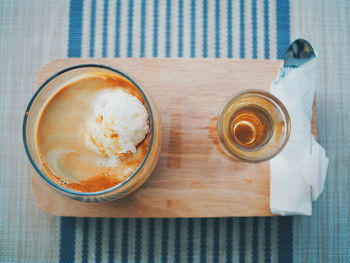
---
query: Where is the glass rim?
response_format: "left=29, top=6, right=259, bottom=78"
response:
left=23, top=64, right=155, bottom=196
left=217, top=89, right=291, bottom=163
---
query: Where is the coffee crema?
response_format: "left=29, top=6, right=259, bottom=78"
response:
left=35, top=72, right=151, bottom=192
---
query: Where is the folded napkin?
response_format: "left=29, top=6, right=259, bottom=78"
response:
left=269, top=59, right=329, bottom=216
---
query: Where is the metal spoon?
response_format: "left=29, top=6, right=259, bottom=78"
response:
left=284, top=39, right=316, bottom=68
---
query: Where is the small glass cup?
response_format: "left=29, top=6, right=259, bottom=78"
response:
left=217, top=89, right=290, bottom=163
left=23, top=65, right=162, bottom=202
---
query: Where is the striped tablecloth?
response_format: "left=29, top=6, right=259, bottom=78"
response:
left=0, top=0, right=349, bottom=262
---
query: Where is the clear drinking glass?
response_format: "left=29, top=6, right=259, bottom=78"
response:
left=217, top=89, right=290, bottom=163
left=23, top=65, right=162, bottom=202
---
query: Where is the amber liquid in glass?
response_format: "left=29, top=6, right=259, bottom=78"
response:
left=229, top=106, right=273, bottom=150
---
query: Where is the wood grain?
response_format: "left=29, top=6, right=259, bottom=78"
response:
left=31, top=58, right=317, bottom=217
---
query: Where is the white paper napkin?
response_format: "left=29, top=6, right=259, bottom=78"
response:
left=269, top=59, right=329, bottom=216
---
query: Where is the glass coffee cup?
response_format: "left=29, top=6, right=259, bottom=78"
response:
left=23, top=65, right=162, bottom=202
left=217, top=89, right=290, bottom=163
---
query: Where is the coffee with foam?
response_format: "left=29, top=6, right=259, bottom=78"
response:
left=35, top=72, right=151, bottom=192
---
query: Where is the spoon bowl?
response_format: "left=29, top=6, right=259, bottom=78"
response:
left=284, top=39, right=316, bottom=68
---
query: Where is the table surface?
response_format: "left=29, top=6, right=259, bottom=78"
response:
left=1, top=0, right=349, bottom=262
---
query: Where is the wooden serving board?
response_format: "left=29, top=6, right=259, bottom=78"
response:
left=32, top=58, right=317, bottom=218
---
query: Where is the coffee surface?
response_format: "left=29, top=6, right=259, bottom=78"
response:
left=35, top=72, right=150, bottom=192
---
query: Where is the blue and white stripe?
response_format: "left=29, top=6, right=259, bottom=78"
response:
left=74, top=0, right=289, bottom=59
left=62, top=0, right=291, bottom=262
